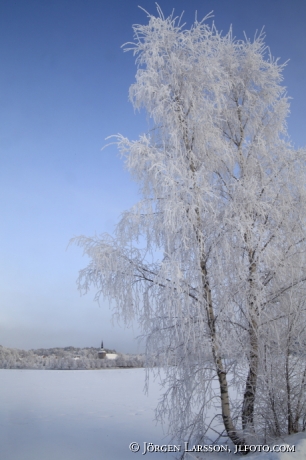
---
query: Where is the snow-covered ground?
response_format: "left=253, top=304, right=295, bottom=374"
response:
left=0, top=368, right=174, bottom=460
left=189, top=431, right=306, bottom=459
left=0, top=369, right=305, bottom=460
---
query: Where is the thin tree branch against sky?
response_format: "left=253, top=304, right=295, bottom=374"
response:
left=0, top=0, right=305, bottom=352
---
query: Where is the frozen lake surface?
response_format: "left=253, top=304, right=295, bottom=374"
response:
left=0, top=368, right=175, bottom=460
left=1, top=368, right=306, bottom=460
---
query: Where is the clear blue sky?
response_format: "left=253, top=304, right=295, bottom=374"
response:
left=1, top=0, right=305, bottom=352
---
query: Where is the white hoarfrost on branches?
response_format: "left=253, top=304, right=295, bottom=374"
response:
left=72, top=7, right=306, bottom=452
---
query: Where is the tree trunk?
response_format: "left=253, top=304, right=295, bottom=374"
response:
left=242, top=248, right=259, bottom=433
left=201, top=260, right=247, bottom=448
left=242, top=328, right=258, bottom=431
left=286, top=348, right=295, bottom=434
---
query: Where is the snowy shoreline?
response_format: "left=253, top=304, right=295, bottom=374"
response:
left=0, top=344, right=144, bottom=370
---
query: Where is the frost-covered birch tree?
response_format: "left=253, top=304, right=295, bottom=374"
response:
left=72, top=7, right=306, bottom=450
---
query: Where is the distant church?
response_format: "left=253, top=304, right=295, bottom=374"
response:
left=98, top=341, right=106, bottom=359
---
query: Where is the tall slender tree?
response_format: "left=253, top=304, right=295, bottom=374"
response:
left=72, top=7, right=306, bottom=449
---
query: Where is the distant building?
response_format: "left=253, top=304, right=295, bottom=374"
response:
left=98, top=341, right=106, bottom=359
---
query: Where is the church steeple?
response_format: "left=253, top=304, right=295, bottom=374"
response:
left=98, top=340, right=106, bottom=359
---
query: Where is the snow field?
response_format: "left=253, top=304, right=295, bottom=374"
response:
left=0, top=369, right=174, bottom=460
left=0, top=369, right=305, bottom=459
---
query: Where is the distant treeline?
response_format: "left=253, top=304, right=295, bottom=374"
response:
left=0, top=345, right=144, bottom=370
